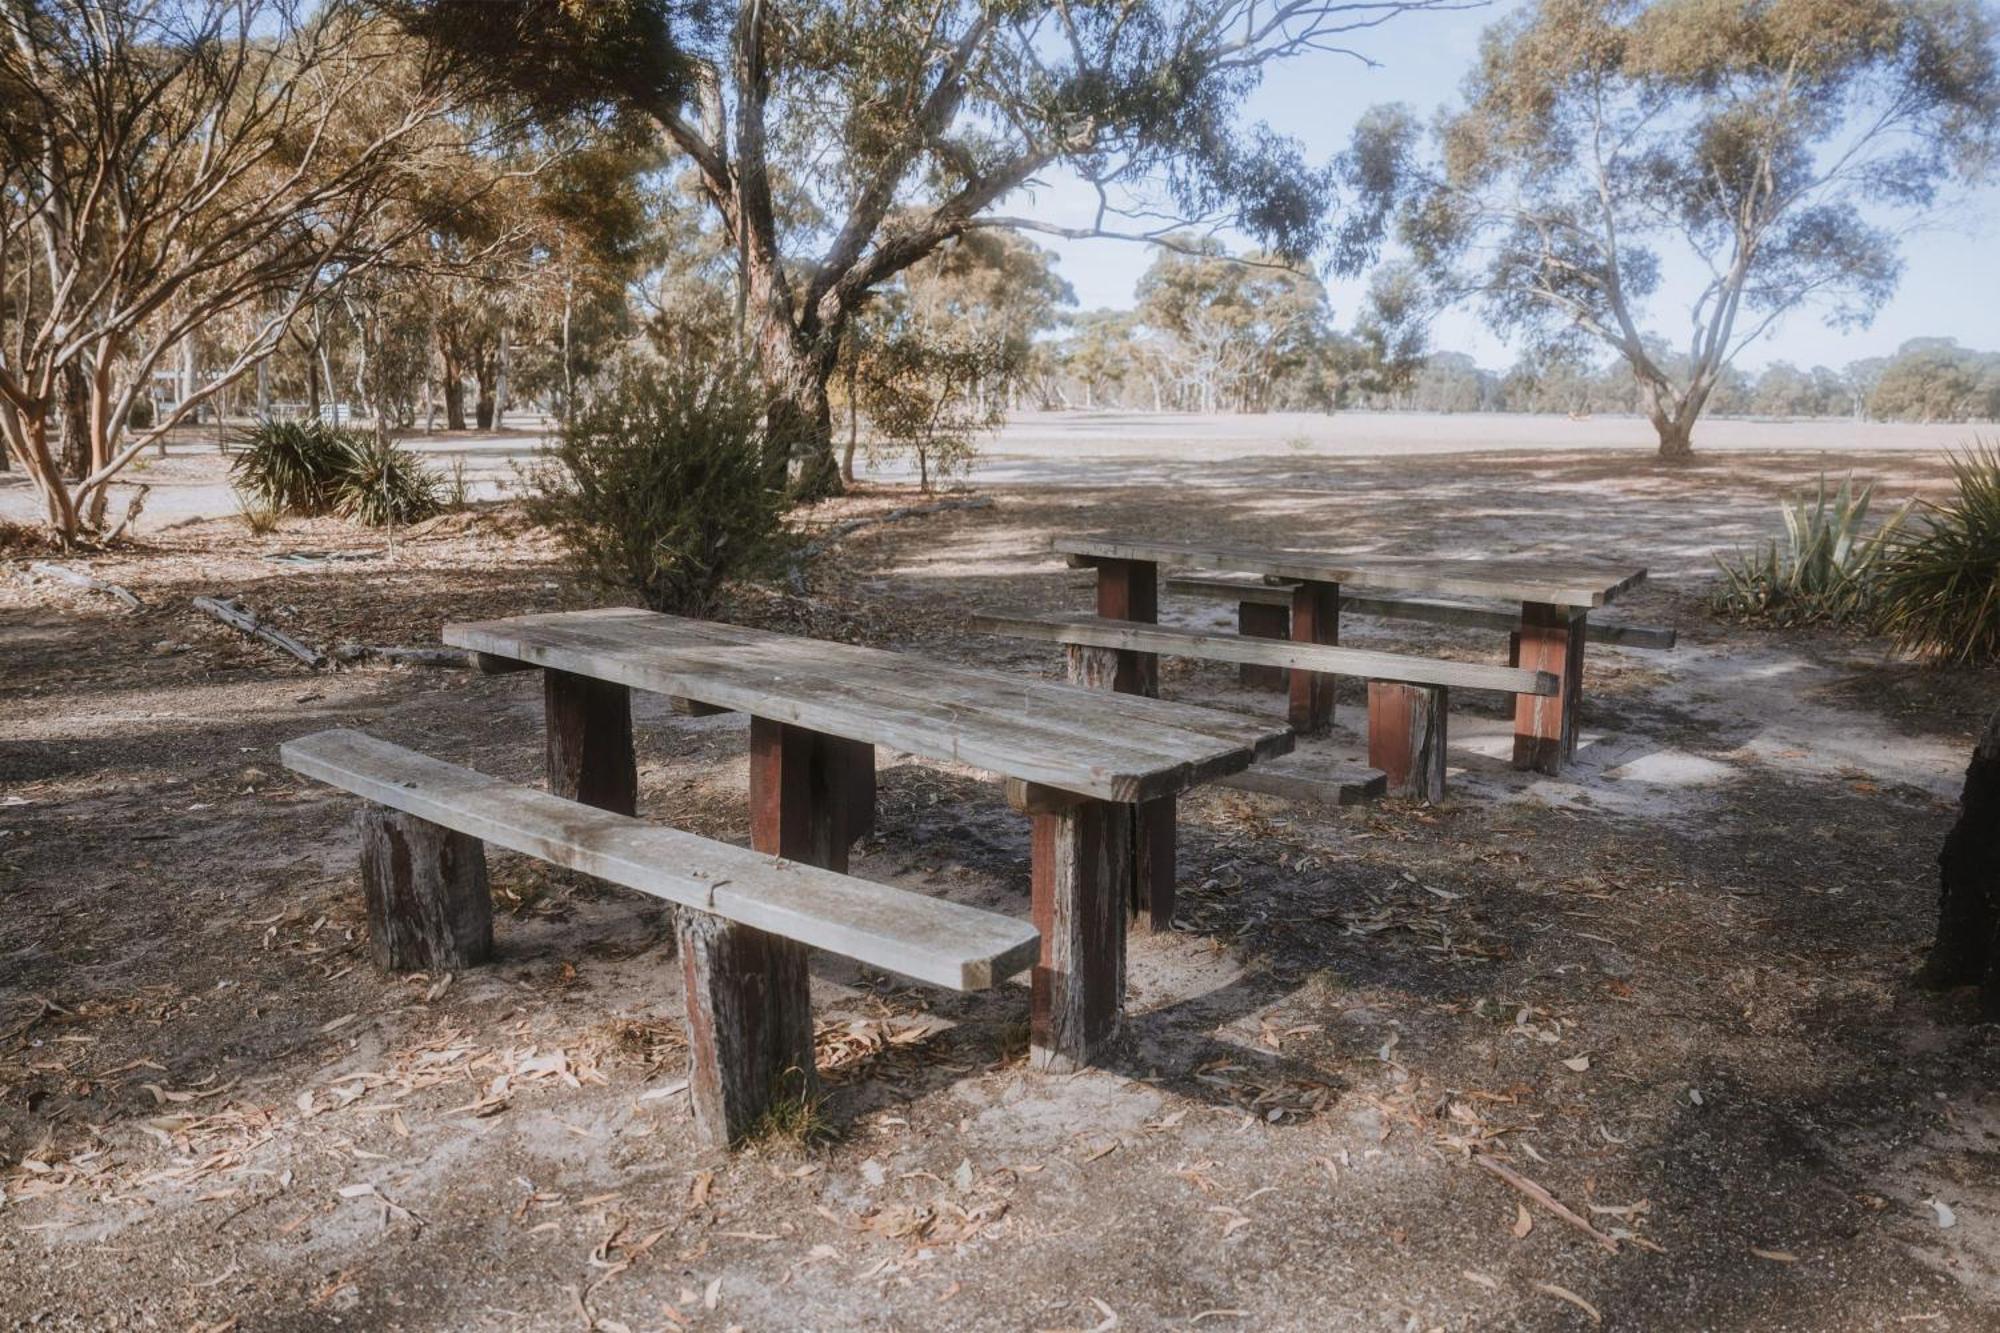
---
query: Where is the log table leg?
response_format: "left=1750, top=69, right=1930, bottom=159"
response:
left=1012, top=782, right=1132, bottom=1072
left=1095, top=557, right=1160, bottom=695
left=358, top=807, right=493, bottom=972
left=1289, top=580, right=1340, bottom=734
left=1367, top=681, right=1448, bottom=804
left=1238, top=600, right=1290, bottom=692
left=1065, top=644, right=1175, bottom=932
left=676, top=714, right=857, bottom=1147
left=1512, top=603, right=1586, bottom=774
left=831, top=736, right=876, bottom=846
left=545, top=668, right=637, bottom=815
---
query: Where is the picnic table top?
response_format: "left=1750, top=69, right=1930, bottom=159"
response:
left=443, top=608, right=1292, bottom=804
left=1053, top=535, right=1646, bottom=608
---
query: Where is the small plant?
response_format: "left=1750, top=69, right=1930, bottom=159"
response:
left=445, top=454, right=472, bottom=510
left=236, top=496, right=282, bottom=536
left=1875, top=442, right=2000, bottom=665
left=229, top=418, right=350, bottom=515
left=1712, top=473, right=1910, bottom=626
left=743, top=1069, right=832, bottom=1148
left=528, top=359, right=790, bottom=616
left=333, top=435, right=442, bottom=528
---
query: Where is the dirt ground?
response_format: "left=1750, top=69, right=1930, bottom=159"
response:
left=3, top=438, right=1998, bottom=1331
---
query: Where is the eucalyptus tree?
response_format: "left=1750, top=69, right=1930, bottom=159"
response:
left=401, top=0, right=1450, bottom=495
left=1345, top=0, right=2000, bottom=458
left=0, top=0, right=484, bottom=540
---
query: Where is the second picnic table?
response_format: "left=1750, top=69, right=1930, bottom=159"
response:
left=443, top=607, right=1291, bottom=1071
left=1052, top=535, right=1647, bottom=774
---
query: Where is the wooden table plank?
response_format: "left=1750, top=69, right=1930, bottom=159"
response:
left=1056, top=536, right=1645, bottom=608
left=443, top=609, right=1290, bottom=804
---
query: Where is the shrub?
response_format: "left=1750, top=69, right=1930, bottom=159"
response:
left=333, top=435, right=443, bottom=528
left=528, top=361, right=790, bottom=616
left=1876, top=443, right=2000, bottom=665
left=1712, top=473, right=1909, bottom=626
left=230, top=418, right=350, bottom=515
left=231, top=418, right=441, bottom=528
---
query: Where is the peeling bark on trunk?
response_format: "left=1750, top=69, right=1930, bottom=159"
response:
left=1918, top=711, right=2000, bottom=1018
left=57, top=362, right=90, bottom=483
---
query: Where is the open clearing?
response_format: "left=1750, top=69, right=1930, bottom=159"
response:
left=3, top=418, right=1998, bottom=1331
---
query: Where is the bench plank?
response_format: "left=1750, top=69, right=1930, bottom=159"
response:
left=974, top=612, right=1559, bottom=696
left=1164, top=576, right=1675, bottom=650
left=281, top=729, right=1039, bottom=991
left=445, top=609, right=1289, bottom=804
left=1060, top=536, right=1644, bottom=609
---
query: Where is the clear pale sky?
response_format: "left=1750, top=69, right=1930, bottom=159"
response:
left=1017, top=1, right=2000, bottom=373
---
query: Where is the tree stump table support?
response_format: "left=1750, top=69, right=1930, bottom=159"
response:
left=358, top=807, right=494, bottom=972
left=1367, top=681, right=1448, bottom=804
left=1011, top=780, right=1131, bottom=1072
left=1065, top=642, right=1175, bottom=933
left=1289, top=580, right=1340, bottom=734
left=545, top=668, right=638, bottom=815
left=1512, top=603, right=1586, bottom=774
left=1238, top=600, right=1290, bottom=692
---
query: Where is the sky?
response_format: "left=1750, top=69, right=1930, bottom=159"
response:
left=1015, top=1, right=2000, bottom=374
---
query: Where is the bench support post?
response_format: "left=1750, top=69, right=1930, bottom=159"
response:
left=749, top=717, right=855, bottom=873
left=675, top=906, right=817, bottom=1148
left=1289, top=580, right=1340, bottom=734
left=1512, top=604, right=1585, bottom=774
left=1367, top=682, right=1448, bottom=804
left=1065, top=645, right=1175, bottom=932
left=1029, top=796, right=1132, bottom=1072
left=1238, top=601, right=1290, bottom=692
left=545, top=669, right=637, bottom=815
left=1094, top=558, right=1159, bottom=695
left=358, top=807, right=493, bottom=972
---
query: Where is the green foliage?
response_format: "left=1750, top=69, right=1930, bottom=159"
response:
left=528, top=360, right=789, bottom=616
left=230, top=419, right=441, bottom=528
left=1712, top=474, right=1910, bottom=624
left=333, top=436, right=444, bottom=528
left=1875, top=444, right=2000, bottom=664
left=229, top=419, right=354, bottom=516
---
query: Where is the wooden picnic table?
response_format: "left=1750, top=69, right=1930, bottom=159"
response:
left=443, top=607, right=1291, bottom=1070
left=1052, top=535, right=1646, bottom=775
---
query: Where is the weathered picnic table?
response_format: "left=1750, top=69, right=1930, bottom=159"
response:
left=442, top=607, right=1291, bottom=1072
left=1051, top=535, right=1646, bottom=775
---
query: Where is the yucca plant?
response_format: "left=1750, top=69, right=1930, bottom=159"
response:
left=1875, top=442, right=2000, bottom=666
left=332, top=434, right=443, bottom=528
left=1713, top=473, right=1911, bottom=625
left=229, top=418, right=352, bottom=515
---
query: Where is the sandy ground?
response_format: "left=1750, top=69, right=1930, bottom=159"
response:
left=3, top=435, right=1999, bottom=1331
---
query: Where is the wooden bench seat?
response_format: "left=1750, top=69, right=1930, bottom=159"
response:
left=1163, top=575, right=1676, bottom=650
left=282, top=728, right=1039, bottom=1145
left=974, top=611, right=1561, bottom=804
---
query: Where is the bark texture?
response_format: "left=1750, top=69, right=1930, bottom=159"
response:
left=357, top=807, right=493, bottom=972
left=1030, top=798, right=1132, bottom=1071
left=1367, top=681, right=1448, bottom=804
left=1918, top=711, right=2000, bottom=1017
left=544, top=670, right=638, bottom=816
left=675, top=906, right=817, bottom=1147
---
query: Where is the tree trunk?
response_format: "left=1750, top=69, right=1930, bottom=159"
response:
left=764, top=355, right=841, bottom=499
left=1918, top=710, right=2000, bottom=1017
left=841, top=347, right=859, bottom=484
left=1652, top=415, right=1695, bottom=461
left=57, top=361, right=90, bottom=483
left=493, top=325, right=509, bottom=430
left=474, top=358, right=495, bottom=431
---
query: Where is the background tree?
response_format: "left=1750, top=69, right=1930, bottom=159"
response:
left=401, top=0, right=1450, bottom=495
left=0, top=0, right=474, bottom=540
left=1348, top=0, right=2000, bottom=458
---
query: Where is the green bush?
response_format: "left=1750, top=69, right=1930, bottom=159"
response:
left=528, top=361, right=790, bottom=615
left=231, top=419, right=441, bottom=527
left=1712, top=474, right=1909, bottom=626
left=230, top=418, right=351, bottom=515
left=1876, top=443, right=2000, bottom=665
left=333, top=435, right=443, bottom=528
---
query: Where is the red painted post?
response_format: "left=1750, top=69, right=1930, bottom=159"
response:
left=1512, top=602, right=1578, bottom=774
left=1094, top=557, right=1159, bottom=695
left=1288, top=580, right=1340, bottom=734
left=1028, top=796, right=1131, bottom=1071
left=748, top=717, right=852, bottom=873
left=1367, top=680, right=1448, bottom=803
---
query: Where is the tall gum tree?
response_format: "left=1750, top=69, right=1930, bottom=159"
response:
left=402, top=0, right=1454, bottom=496
left=1344, top=0, right=2000, bottom=459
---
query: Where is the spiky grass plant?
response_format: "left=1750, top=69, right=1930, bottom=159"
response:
left=1875, top=443, right=2000, bottom=665
left=229, top=418, right=352, bottom=516
left=1712, top=473, right=1910, bottom=626
left=332, top=434, right=443, bottom=528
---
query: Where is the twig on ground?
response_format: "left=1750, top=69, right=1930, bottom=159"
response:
left=25, top=561, right=143, bottom=611
left=1473, top=1152, right=1622, bottom=1253
left=191, top=595, right=328, bottom=669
